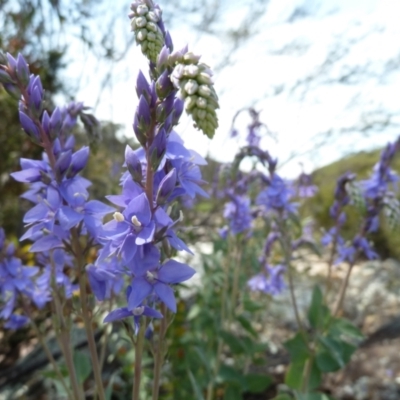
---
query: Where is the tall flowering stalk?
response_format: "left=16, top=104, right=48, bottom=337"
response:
left=0, top=1, right=218, bottom=399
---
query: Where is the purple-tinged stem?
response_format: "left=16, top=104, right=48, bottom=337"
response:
left=152, top=303, right=168, bottom=400
left=133, top=317, right=147, bottom=400
left=72, top=229, right=106, bottom=400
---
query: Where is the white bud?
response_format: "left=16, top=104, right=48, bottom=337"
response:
left=184, top=79, right=198, bottom=95
left=137, top=29, right=147, bottom=41
left=147, top=11, right=159, bottom=22
left=197, top=110, right=206, bottom=119
left=198, top=85, right=211, bottom=97
left=136, top=5, right=148, bottom=15
left=183, top=65, right=199, bottom=77
left=147, top=32, right=156, bottom=41
left=131, top=215, right=142, bottom=227
left=113, top=212, right=124, bottom=222
left=185, top=96, right=197, bottom=110
left=196, top=97, right=207, bottom=109
left=146, top=22, right=157, bottom=32
left=135, top=16, right=147, bottom=28
left=172, top=64, right=185, bottom=80
left=183, top=52, right=201, bottom=63
left=197, top=72, right=213, bottom=85
left=179, top=210, right=184, bottom=222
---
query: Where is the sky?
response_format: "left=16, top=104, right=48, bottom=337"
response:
left=61, top=0, right=400, bottom=177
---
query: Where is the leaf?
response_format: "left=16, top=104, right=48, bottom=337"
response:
left=315, top=350, right=341, bottom=372
left=242, top=297, right=264, bottom=312
left=187, top=369, right=205, bottom=400
left=285, top=358, right=322, bottom=391
left=284, top=333, right=310, bottom=363
left=220, top=331, right=246, bottom=354
left=243, top=373, right=273, bottom=393
left=329, top=318, right=364, bottom=340
left=296, top=393, right=334, bottom=400
left=317, top=336, right=345, bottom=369
left=218, top=365, right=244, bottom=385
left=187, top=304, right=201, bottom=320
left=308, top=285, right=330, bottom=330
left=285, top=361, right=304, bottom=390
left=224, top=383, right=243, bottom=400
left=73, top=350, right=92, bottom=384
left=272, top=395, right=293, bottom=400
left=193, top=346, right=212, bottom=376
left=236, top=315, right=258, bottom=338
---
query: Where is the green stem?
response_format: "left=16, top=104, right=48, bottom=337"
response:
left=52, top=292, right=83, bottom=400
left=333, top=261, right=354, bottom=317
left=206, top=244, right=230, bottom=400
left=72, top=229, right=106, bottom=400
left=279, top=219, right=306, bottom=335
left=23, top=302, right=73, bottom=400
left=152, top=304, right=168, bottom=400
left=133, top=317, right=147, bottom=400
left=229, top=236, right=242, bottom=321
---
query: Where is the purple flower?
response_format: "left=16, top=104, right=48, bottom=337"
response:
left=257, top=173, right=297, bottom=214
left=223, top=195, right=252, bottom=235
left=247, top=264, right=286, bottom=296
left=101, top=193, right=155, bottom=263
left=128, top=257, right=196, bottom=312
left=104, top=286, right=163, bottom=334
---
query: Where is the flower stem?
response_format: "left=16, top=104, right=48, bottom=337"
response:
left=23, top=302, right=73, bottom=400
left=72, top=229, right=106, bottom=400
left=152, top=303, right=168, bottom=400
left=333, top=261, right=354, bottom=317
left=133, top=317, right=147, bottom=400
left=52, top=291, right=83, bottom=400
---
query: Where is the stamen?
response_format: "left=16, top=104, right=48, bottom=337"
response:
left=131, top=215, right=142, bottom=227
left=113, top=212, right=124, bottom=222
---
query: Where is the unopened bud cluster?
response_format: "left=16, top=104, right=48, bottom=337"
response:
left=171, top=52, right=219, bottom=139
left=130, top=0, right=165, bottom=63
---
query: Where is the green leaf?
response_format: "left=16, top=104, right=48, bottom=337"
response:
left=285, top=358, right=322, bottom=391
left=220, top=331, right=246, bottom=354
left=224, top=383, right=243, bottom=400
left=284, top=333, right=310, bottom=363
left=193, top=346, right=212, bottom=376
left=272, top=395, right=293, bottom=400
left=315, top=350, right=341, bottom=372
left=242, top=297, right=264, bottom=312
left=243, top=373, right=273, bottom=393
left=73, top=350, right=92, bottom=384
left=329, top=318, right=364, bottom=340
left=218, top=365, right=244, bottom=385
left=236, top=315, right=258, bottom=338
left=308, top=285, right=330, bottom=330
left=296, top=393, right=334, bottom=400
left=285, top=361, right=304, bottom=390
left=317, top=336, right=345, bottom=369
left=187, top=304, right=201, bottom=320
left=187, top=369, right=206, bottom=400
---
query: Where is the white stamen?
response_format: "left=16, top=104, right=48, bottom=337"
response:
left=131, top=215, right=142, bottom=227
left=132, top=306, right=145, bottom=316
left=146, top=271, right=156, bottom=282
left=113, top=212, right=124, bottom=222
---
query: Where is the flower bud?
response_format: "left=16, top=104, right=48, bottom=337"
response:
left=16, top=54, right=30, bottom=86
left=156, top=168, right=177, bottom=205
left=125, top=145, right=143, bottom=183
left=0, top=68, right=15, bottom=84
left=19, top=111, right=40, bottom=141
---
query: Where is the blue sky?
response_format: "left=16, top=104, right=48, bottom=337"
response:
left=61, top=0, right=400, bottom=176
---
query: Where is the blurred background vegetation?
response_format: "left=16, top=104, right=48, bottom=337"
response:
left=1, top=0, right=399, bottom=399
